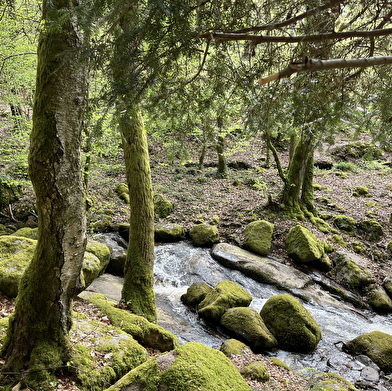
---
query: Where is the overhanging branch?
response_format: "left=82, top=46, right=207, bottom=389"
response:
left=258, top=56, right=392, bottom=85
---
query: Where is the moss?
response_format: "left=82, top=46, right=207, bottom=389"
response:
left=352, top=241, right=366, bottom=256
left=210, top=215, right=220, bottom=225
left=243, top=220, right=274, bottom=256
left=335, top=252, right=374, bottom=288
left=189, top=223, right=219, bottom=247
left=154, top=224, right=185, bottom=242
left=87, top=294, right=179, bottom=352
left=116, top=182, right=130, bottom=204
left=310, top=373, right=358, bottom=391
left=240, top=361, right=270, bottom=382
left=344, top=331, right=392, bottom=372
left=220, top=339, right=251, bottom=356
left=360, top=219, right=384, bottom=241
left=153, top=193, right=173, bottom=218
left=270, top=357, right=292, bottom=372
left=105, top=342, right=251, bottom=391
left=285, top=224, right=325, bottom=263
left=313, top=183, right=322, bottom=191
left=333, top=215, right=356, bottom=236
left=322, top=240, right=334, bottom=254
left=260, top=294, right=321, bottom=353
left=86, top=240, right=111, bottom=264
left=220, top=307, right=277, bottom=350
left=198, top=280, right=252, bottom=324
left=10, top=227, right=38, bottom=239
left=388, top=241, right=392, bottom=254
left=328, top=234, right=347, bottom=248
left=353, top=186, right=369, bottom=197
left=181, top=282, right=212, bottom=308
left=369, top=286, right=392, bottom=313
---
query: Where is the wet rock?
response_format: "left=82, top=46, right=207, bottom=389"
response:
left=198, top=280, right=252, bottom=323
left=220, top=307, right=277, bottom=351
left=243, top=220, right=274, bottom=256
left=260, top=294, right=322, bottom=353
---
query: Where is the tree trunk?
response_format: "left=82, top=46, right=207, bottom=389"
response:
left=120, top=106, right=157, bottom=323
left=1, top=0, right=88, bottom=385
left=301, top=152, right=315, bottom=212
left=216, top=135, right=227, bottom=177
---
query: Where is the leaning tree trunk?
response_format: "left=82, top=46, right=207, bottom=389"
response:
left=1, top=0, right=88, bottom=384
left=120, top=106, right=157, bottom=323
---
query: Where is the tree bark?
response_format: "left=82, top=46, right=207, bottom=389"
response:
left=120, top=106, right=157, bottom=323
left=216, top=135, right=228, bottom=177
left=1, top=0, right=88, bottom=383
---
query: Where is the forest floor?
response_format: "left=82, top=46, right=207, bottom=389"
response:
left=1, top=116, right=392, bottom=390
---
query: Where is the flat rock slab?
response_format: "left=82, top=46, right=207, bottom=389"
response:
left=211, top=243, right=312, bottom=292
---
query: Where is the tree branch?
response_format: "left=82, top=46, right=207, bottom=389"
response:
left=258, top=56, right=392, bottom=85
left=200, top=28, right=392, bottom=44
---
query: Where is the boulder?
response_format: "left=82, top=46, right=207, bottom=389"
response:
left=0, top=179, right=23, bottom=209
left=360, top=219, right=384, bottom=242
left=220, top=307, right=277, bottom=351
left=154, top=224, right=185, bottom=242
left=220, top=339, right=252, bottom=357
left=240, top=361, right=270, bottom=382
left=335, top=251, right=374, bottom=288
left=285, top=224, right=325, bottom=263
left=211, top=243, right=312, bottom=292
left=333, top=215, right=356, bottom=236
left=260, top=294, right=321, bottom=353
left=198, top=280, right=252, bottom=324
left=190, top=223, right=219, bottom=247
left=383, top=276, right=392, bottom=297
left=87, top=294, right=179, bottom=352
left=181, top=282, right=212, bottom=309
left=104, top=342, right=252, bottom=391
left=369, top=286, right=392, bottom=313
left=243, top=220, right=274, bottom=256
left=344, top=331, right=392, bottom=372
left=116, top=182, right=130, bottom=204
left=10, top=227, right=38, bottom=239
left=0, top=235, right=111, bottom=297
left=153, top=193, right=173, bottom=218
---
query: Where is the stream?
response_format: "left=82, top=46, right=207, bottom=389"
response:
left=86, top=237, right=392, bottom=387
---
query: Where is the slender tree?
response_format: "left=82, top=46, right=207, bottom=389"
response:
left=0, top=0, right=88, bottom=387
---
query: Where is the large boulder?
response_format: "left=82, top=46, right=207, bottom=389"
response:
left=181, top=282, right=212, bottom=309
left=190, top=223, right=219, bottom=247
left=0, top=235, right=110, bottom=297
left=198, top=280, right=252, bottom=323
left=153, top=193, right=173, bottom=218
left=260, top=294, right=322, bottom=353
left=335, top=251, right=374, bottom=288
left=344, top=331, right=392, bottom=373
left=105, top=342, right=251, bottom=391
left=243, top=220, right=274, bottom=256
left=154, top=223, right=185, bottom=242
left=220, top=307, right=277, bottom=351
left=369, top=286, right=392, bottom=313
left=87, top=294, right=179, bottom=352
left=285, top=224, right=327, bottom=265
left=360, top=219, right=384, bottom=242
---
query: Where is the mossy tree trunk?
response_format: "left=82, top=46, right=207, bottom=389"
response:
left=216, top=134, right=227, bottom=177
left=119, top=107, right=157, bottom=322
left=1, top=0, right=88, bottom=383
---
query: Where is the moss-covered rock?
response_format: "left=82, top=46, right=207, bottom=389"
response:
left=344, top=331, right=392, bottom=372
left=369, top=286, right=392, bottom=313
left=243, top=220, right=274, bottom=256
left=105, top=342, right=252, bottom=391
left=260, top=294, right=321, bottom=353
left=270, top=357, right=292, bottom=372
left=154, top=224, right=185, bottom=242
left=332, top=141, right=383, bottom=161
left=285, top=224, right=325, bottom=263
left=388, top=241, right=392, bottom=254
left=116, top=182, right=130, bottom=204
left=190, top=223, right=219, bottom=247
left=333, top=215, right=356, bottom=236
left=210, top=215, right=220, bottom=225
left=220, top=307, right=277, bottom=351
left=181, top=282, right=212, bottom=309
left=240, top=361, right=270, bottom=382
left=220, top=339, right=251, bottom=357
left=87, top=294, right=179, bottom=352
left=0, top=179, right=23, bottom=209
left=198, top=280, right=252, bottom=324
left=335, top=251, right=374, bottom=288
left=383, top=276, right=392, bottom=297
left=10, top=227, right=38, bottom=239
left=353, top=186, right=369, bottom=197
left=153, top=193, right=173, bottom=218
left=352, top=241, right=366, bottom=256
left=359, top=219, right=384, bottom=242
left=310, top=372, right=358, bottom=391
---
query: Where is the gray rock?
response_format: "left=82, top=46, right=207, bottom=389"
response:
left=361, top=366, right=379, bottom=383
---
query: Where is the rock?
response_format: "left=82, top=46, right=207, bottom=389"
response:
left=87, top=294, right=179, bottom=352
left=353, top=185, right=369, bottom=197
left=153, top=193, right=173, bottom=218
left=0, top=179, right=23, bottom=209
left=154, top=224, right=185, bottom=242
left=190, top=223, right=219, bottom=247
left=260, top=294, right=322, bottom=353
left=335, top=251, right=374, bottom=288
left=0, top=236, right=111, bottom=298
left=369, top=286, right=392, bottom=313
left=198, top=280, right=252, bottom=324
left=360, top=219, right=384, bottom=242
left=93, top=233, right=128, bottom=276
left=333, top=215, right=356, bottom=236
left=240, top=361, right=270, bottom=382
left=270, top=357, right=292, bottom=371
left=285, top=224, right=325, bottom=263
left=104, top=342, right=252, bottom=391
left=116, top=183, right=130, bottom=204
left=118, top=223, right=130, bottom=241
left=181, top=282, right=212, bottom=309
left=361, top=366, right=379, bottom=383
left=220, top=339, right=252, bottom=356
left=211, top=243, right=313, bottom=292
left=243, top=220, right=274, bottom=256
left=220, top=307, right=277, bottom=351
left=10, top=227, right=38, bottom=239
left=383, top=276, right=392, bottom=297
left=344, top=331, right=392, bottom=372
